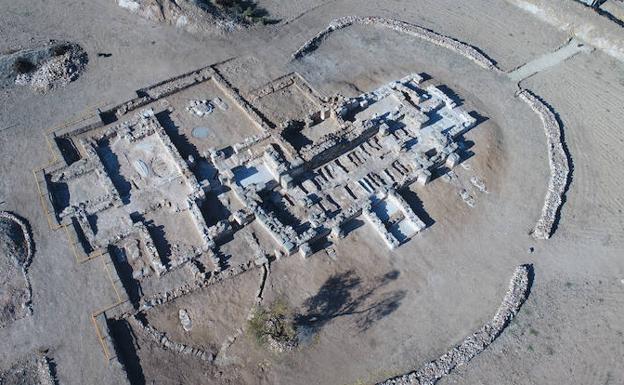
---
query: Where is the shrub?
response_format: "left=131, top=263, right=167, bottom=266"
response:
left=247, top=300, right=298, bottom=350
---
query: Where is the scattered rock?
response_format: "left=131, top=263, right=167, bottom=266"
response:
left=459, top=189, right=475, bottom=207
left=212, top=96, right=228, bottom=110
left=470, top=176, right=487, bottom=193
left=186, top=99, right=214, bottom=116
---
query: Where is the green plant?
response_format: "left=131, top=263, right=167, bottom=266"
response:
left=247, top=300, right=297, bottom=347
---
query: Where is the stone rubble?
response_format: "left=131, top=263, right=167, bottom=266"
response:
left=36, top=355, right=56, bottom=385
left=15, top=42, right=88, bottom=93
left=469, top=176, right=488, bottom=193
left=186, top=99, right=214, bottom=117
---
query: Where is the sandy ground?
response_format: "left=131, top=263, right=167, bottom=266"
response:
left=0, top=0, right=623, bottom=384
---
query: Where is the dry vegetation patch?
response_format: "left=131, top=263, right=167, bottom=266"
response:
left=247, top=300, right=298, bottom=353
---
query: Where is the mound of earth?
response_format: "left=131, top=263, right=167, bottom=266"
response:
left=0, top=212, right=33, bottom=328
left=0, top=41, right=88, bottom=93
left=117, top=0, right=274, bottom=33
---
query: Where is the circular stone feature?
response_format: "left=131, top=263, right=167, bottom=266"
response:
left=0, top=212, right=33, bottom=328
left=191, top=127, right=210, bottom=139
left=0, top=215, right=29, bottom=266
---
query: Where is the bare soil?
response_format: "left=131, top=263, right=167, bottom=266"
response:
left=0, top=1, right=622, bottom=385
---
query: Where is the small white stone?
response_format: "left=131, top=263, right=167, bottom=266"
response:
left=179, top=309, right=193, bottom=332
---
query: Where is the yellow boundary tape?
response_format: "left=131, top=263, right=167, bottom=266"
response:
left=32, top=168, right=62, bottom=231
left=91, top=299, right=127, bottom=361
left=32, top=102, right=108, bottom=231
left=102, top=255, right=123, bottom=303
left=91, top=313, right=112, bottom=360
left=61, top=223, right=107, bottom=264
left=33, top=100, right=129, bottom=360
left=45, top=101, right=109, bottom=134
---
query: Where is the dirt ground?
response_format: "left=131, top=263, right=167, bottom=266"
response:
left=0, top=1, right=623, bottom=385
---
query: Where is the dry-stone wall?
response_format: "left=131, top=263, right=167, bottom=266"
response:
left=519, top=90, right=570, bottom=240
left=376, top=264, right=531, bottom=385
left=293, top=16, right=500, bottom=71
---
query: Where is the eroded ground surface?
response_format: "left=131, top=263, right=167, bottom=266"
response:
left=0, top=1, right=623, bottom=385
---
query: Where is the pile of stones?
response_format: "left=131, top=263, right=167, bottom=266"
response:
left=13, top=42, right=88, bottom=93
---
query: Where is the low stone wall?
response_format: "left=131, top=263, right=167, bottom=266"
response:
left=211, top=69, right=272, bottom=133
left=292, top=16, right=500, bottom=71
left=518, top=90, right=570, bottom=239
left=377, top=264, right=531, bottom=385
left=128, top=315, right=216, bottom=362
left=139, top=259, right=256, bottom=311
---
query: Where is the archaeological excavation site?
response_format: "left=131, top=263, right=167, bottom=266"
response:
left=1, top=0, right=623, bottom=384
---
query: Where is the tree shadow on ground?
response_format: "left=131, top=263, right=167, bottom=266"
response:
left=295, top=270, right=405, bottom=336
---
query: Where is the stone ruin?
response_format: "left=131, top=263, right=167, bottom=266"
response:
left=293, top=16, right=572, bottom=242
left=216, top=72, right=477, bottom=255
left=39, top=62, right=480, bottom=301
left=37, top=62, right=483, bottom=374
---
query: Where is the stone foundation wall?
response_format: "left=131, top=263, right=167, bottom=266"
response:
left=128, top=315, right=216, bottom=362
